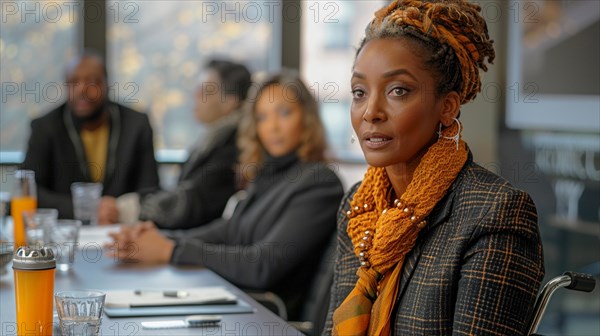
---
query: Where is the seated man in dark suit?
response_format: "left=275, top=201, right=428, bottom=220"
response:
left=21, top=50, right=159, bottom=220
left=114, top=59, right=252, bottom=229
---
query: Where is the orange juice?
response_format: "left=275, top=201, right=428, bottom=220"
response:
left=11, top=196, right=37, bottom=247
left=13, top=247, right=56, bottom=336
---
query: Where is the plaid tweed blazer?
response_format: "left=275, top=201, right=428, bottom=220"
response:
left=324, top=158, right=545, bottom=335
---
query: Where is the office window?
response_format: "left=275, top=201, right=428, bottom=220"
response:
left=504, top=1, right=600, bottom=334
left=107, top=1, right=280, bottom=151
left=0, top=1, right=80, bottom=155
left=506, top=0, right=599, bottom=131
left=322, top=3, right=353, bottom=50
left=301, top=1, right=386, bottom=161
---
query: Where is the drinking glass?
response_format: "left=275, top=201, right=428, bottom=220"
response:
left=55, top=290, right=106, bottom=336
left=71, top=183, right=102, bottom=226
left=22, top=209, right=58, bottom=247
left=48, top=219, right=81, bottom=272
left=11, top=170, right=37, bottom=247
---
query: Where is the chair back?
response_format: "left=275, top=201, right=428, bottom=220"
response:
left=298, top=232, right=338, bottom=335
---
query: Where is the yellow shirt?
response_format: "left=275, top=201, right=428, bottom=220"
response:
left=80, top=124, right=109, bottom=182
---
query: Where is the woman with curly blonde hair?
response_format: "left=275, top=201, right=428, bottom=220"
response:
left=109, top=70, right=344, bottom=320
left=237, top=70, right=327, bottom=182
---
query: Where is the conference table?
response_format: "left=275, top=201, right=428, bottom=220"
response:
left=0, top=226, right=301, bottom=335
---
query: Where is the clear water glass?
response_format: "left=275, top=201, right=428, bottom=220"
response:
left=55, top=290, right=105, bottom=336
left=22, top=208, right=58, bottom=247
left=71, top=183, right=102, bottom=226
left=48, top=219, right=81, bottom=272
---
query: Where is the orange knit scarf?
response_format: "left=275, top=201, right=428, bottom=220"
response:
left=333, top=120, right=468, bottom=335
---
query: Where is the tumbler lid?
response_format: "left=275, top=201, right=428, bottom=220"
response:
left=12, top=246, right=56, bottom=270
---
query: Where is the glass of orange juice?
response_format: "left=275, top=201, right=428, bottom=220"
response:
left=11, top=170, right=37, bottom=248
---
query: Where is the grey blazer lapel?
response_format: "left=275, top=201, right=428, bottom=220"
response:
left=62, top=106, right=88, bottom=179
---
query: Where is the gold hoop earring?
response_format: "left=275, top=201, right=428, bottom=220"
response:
left=437, top=118, right=461, bottom=151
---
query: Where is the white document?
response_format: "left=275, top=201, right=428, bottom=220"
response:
left=78, top=225, right=120, bottom=247
left=104, top=287, right=237, bottom=308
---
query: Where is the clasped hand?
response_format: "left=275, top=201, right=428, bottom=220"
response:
left=105, top=221, right=175, bottom=264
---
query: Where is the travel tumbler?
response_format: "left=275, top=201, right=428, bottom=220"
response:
left=13, top=246, right=56, bottom=335
left=11, top=170, right=37, bottom=248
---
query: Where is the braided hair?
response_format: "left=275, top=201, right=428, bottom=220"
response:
left=333, top=2, right=496, bottom=331
left=357, top=0, right=495, bottom=104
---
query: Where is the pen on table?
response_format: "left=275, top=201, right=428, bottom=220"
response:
left=141, top=315, right=222, bottom=329
left=134, top=289, right=190, bottom=298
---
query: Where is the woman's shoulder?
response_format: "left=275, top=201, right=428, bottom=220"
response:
left=454, top=161, right=539, bottom=237
left=458, top=160, right=535, bottom=203
left=339, top=161, right=535, bottom=207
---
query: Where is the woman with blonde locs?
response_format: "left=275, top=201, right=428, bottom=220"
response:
left=325, top=0, right=544, bottom=335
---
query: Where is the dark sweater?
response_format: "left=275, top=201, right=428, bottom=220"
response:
left=169, top=157, right=344, bottom=319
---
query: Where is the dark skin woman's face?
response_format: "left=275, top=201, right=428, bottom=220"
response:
left=255, top=84, right=305, bottom=158
left=351, top=38, right=458, bottom=170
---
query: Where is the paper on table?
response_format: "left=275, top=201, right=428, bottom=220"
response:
left=104, top=287, right=237, bottom=308
left=78, top=225, right=120, bottom=247
left=103, top=298, right=253, bottom=317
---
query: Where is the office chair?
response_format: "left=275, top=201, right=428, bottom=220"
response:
left=292, top=232, right=337, bottom=335
left=248, top=232, right=337, bottom=336
left=528, top=271, right=596, bottom=335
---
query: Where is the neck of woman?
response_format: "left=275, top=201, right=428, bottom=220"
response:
left=384, top=149, right=427, bottom=198
left=385, top=165, right=414, bottom=199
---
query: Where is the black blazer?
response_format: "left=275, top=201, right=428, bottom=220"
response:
left=169, top=160, right=344, bottom=319
left=140, top=122, right=238, bottom=229
left=21, top=102, right=159, bottom=218
left=324, top=158, right=545, bottom=335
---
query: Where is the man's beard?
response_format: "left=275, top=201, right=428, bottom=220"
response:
left=73, top=103, right=106, bottom=124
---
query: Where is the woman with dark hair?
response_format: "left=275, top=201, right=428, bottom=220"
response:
left=109, top=70, right=344, bottom=319
left=324, top=1, right=544, bottom=335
